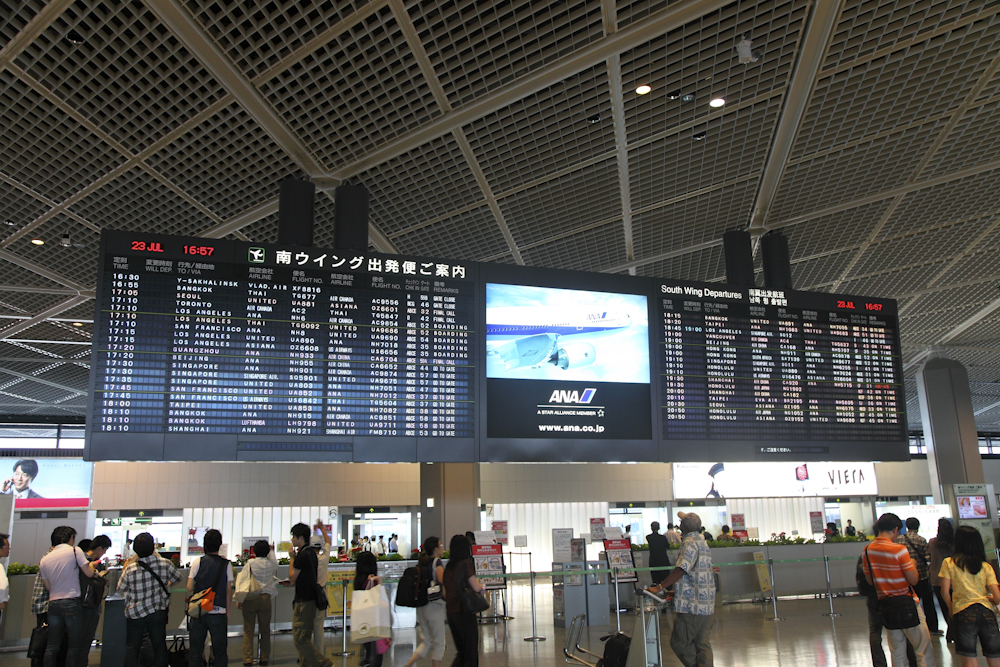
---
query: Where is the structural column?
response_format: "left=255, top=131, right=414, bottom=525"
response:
left=419, top=463, right=480, bottom=545
left=917, top=356, right=983, bottom=503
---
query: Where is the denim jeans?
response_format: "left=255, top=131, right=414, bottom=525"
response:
left=45, top=598, right=84, bottom=667
left=954, top=603, right=1000, bottom=658
left=81, top=606, right=101, bottom=665
left=189, top=613, right=228, bottom=667
left=125, top=610, right=169, bottom=667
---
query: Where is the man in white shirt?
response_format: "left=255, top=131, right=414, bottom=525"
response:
left=0, top=533, right=9, bottom=624
left=312, top=520, right=332, bottom=653
left=39, top=526, right=98, bottom=667
left=187, top=529, right=234, bottom=667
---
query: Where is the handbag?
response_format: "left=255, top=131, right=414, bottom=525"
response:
left=865, top=546, right=919, bottom=629
left=460, top=562, right=489, bottom=614
left=81, top=573, right=108, bottom=609
left=350, top=578, right=391, bottom=644
left=166, top=636, right=188, bottom=667
left=427, top=558, right=443, bottom=602
left=26, top=624, right=48, bottom=659
left=187, top=555, right=227, bottom=618
left=234, top=560, right=262, bottom=604
left=315, top=582, right=329, bottom=611
left=376, top=638, right=391, bottom=655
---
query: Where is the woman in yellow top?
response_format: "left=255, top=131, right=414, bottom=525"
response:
left=940, top=525, right=1000, bottom=666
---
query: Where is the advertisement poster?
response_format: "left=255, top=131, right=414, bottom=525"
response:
left=809, top=512, right=825, bottom=533
left=473, top=544, right=506, bottom=590
left=731, top=514, right=747, bottom=540
left=326, top=570, right=354, bottom=616
left=485, top=283, right=652, bottom=441
left=958, top=496, right=988, bottom=519
left=753, top=552, right=772, bottom=593
left=188, top=527, right=209, bottom=555
left=570, top=538, right=586, bottom=562
left=590, top=518, right=606, bottom=541
left=603, top=538, right=637, bottom=583
left=672, top=461, right=877, bottom=498
left=0, top=458, right=92, bottom=509
left=241, top=536, right=270, bottom=555
left=552, top=528, right=574, bottom=562
left=491, top=520, right=509, bottom=545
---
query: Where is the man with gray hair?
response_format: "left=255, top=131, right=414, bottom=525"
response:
left=648, top=511, right=715, bottom=667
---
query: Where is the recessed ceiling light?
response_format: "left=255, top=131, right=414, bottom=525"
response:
left=72, top=322, right=84, bottom=327
left=2, top=220, right=14, bottom=226
left=66, top=30, right=85, bottom=44
left=667, top=90, right=681, bottom=100
left=709, top=97, right=726, bottom=108
left=681, top=94, right=696, bottom=103
left=586, top=114, right=601, bottom=124
left=693, top=131, right=707, bottom=141
left=31, top=238, right=45, bottom=245
left=635, top=85, right=652, bottom=95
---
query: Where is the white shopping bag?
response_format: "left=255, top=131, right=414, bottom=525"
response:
left=233, top=562, right=261, bottom=604
left=350, top=585, right=391, bottom=643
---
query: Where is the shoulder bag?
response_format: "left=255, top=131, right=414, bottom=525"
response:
left=80, top=565, right=108, bottom=609
left=427, top=558, right=443, bottom=602
left=865, top=546, right=919, bottom=629
left=187, top=555, right=227, bottom=618
left=460, top=561, right=489, bottom=614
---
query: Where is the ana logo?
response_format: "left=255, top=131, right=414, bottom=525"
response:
left=548, top=388, right=596, bottom=404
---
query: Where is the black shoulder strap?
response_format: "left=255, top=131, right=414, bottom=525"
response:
left=209, top=554, right=228, bottom=590
left=137, top=559, right=170, bottom=596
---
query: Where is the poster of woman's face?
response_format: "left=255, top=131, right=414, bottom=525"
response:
left=0, top=458, right=92, bottom=508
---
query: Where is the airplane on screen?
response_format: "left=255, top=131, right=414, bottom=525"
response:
left=486, top=306, right=633, bottom=374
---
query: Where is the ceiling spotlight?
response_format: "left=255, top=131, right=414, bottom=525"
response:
left=66, top=30, right=85, bottom=45
left=31, top=238, right=45, bottom=245
left=693, top=131, right=707, bottom=141
left=72, top=322, right=84, bottom=327
left=681, top=93, right=696, bottom=103
left=586, top=113, right=602, bottom=124
left=2, top=220, right=14, bottom=226
left=667, top=90, right=681, bottom=100
left=635, top=84, right=652, bottom=95
left=61, top=233, right=72, bottom=247
left=736, top=34, right=762, bottom=64
left=709, top=97, right=726, bottom=108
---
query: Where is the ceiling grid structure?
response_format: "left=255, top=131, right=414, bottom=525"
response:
left=0, top=0, right=999, bottom=428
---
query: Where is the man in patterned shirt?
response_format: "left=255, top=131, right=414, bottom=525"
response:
left=116, top=532, right=182, bottom=667
left=648, top=512, right=715, bottom=667
left=897, top=517, right=938, bottom=635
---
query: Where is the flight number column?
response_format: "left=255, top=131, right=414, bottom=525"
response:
left=93, top=264, right=169, bottom=432
left=368, top=289, right=403, bottom=436
left=284, top=281, right=327, bottom=435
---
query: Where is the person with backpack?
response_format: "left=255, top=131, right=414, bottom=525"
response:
left=80, top=535, right=111, bottom=665
left=117, top=532, right=182, bottom=667
left=354, top=551, right=384, bottom=667
left=403, top=536, right=447, bottom=667
left=939, top=525, right=1000, bottom=666
left=648, top=512, right=715, bottom=667
left=239, top=540, right=278, bottom=666
left=187, top=529, right=234, bottom=667
left=898, top=518, right=937, bottom=635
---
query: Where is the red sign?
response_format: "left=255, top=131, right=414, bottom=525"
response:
left=472, top=544, right=505, bottom=590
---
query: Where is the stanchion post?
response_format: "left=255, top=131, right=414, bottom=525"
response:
left=767, top=559, right=783, bottom=622
left=613, top=568, right=621, bottom=632
left=332, top=579, right=355, bottom=657
left=523, top=567, right=545, bottom=642
left=822, top=555, right=840, bottom=617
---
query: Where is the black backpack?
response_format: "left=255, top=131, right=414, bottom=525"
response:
left=395, top=565, right=428, bottom=608
left=856, top=555, right=877, bottom=598
left=596, top=632, right=631, bottom=667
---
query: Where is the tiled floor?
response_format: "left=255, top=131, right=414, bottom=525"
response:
left=3, top=587, right=988, bottom=665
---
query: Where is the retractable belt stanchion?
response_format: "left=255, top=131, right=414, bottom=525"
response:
left=822, top=555, right=840, bottom=617
left=524, top=552, right=545, bottom=642
left=613, top=568, right=621, bottom=632
left=332, top=579, right=355, bottom=657
left=767, top=559, right=784, bottom=621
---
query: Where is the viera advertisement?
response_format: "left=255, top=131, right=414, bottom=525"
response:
left=0, top=458, right=93, bottom=509
left=672, top=461, right=878, bottom=499
left=485, top=283, right=651, bottom=440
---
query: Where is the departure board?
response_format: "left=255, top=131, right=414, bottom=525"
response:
left=86, top=231, right=476, bottom=462
left=657, top=279, right=907, bottom=460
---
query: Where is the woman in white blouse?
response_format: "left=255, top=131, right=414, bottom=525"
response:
left=238, top=540, right=279, bottom=665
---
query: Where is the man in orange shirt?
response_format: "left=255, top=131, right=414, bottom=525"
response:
left=863, top=513, right=935, bottom=667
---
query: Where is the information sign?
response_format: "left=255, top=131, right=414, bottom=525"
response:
left=603, top=538, right=637, bottom=583
left=472, top=544, right=506, bottom=590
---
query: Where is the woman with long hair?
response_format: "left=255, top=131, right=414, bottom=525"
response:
left=929, top=517, right=956, bottom=639
left=404, top=536, right=447, bottom=667
left=443, top=534, right=484, bottom=667
left=354, top=551, right=384, bottom=667
left=940, top=525, right=1000, bottom=666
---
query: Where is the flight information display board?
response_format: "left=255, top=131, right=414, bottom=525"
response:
left=86, top=230, right=910, bottom=462
left=86, top=231, right=476, bottom=462
left=657, top=279, right=907, bottom=460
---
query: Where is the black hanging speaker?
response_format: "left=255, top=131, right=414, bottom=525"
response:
left=723, top=229, right=755, bottom=286
left=277, top=178, right=316, bottom=247
left=761, top=232, right=793, bottom=291
left=334, top=184, right=370, bottom=250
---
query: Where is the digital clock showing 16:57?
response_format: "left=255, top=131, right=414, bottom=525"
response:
left=183, top=245, right=215, bottom=256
